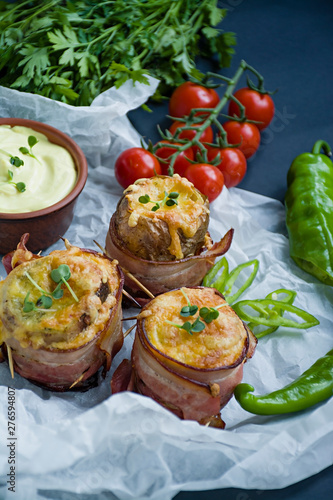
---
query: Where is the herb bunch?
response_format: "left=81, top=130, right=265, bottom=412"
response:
left=0, top=0, right=236, bottom=105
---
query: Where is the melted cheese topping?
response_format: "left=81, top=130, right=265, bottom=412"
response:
left=125, top=175, right=209, bottom=259
left=0, top=246, right=120, bottom=350
left=143, top=288, right=247, bottom=369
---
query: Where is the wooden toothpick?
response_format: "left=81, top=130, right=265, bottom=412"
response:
left=7, top=345, right=14, bottom=379
left=93, top=240, right=155, bottom=299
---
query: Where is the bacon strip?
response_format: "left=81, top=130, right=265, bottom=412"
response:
left=2, top=233, right=41, bottom=274
left=112, top=288, right=257, bottom=426
left=1, top=234, right=124, bottom=391
left=106, top=215, right=233, bottom=301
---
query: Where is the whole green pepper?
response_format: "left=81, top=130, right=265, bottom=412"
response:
left=234, top=349, right=333, bottom=415
left=285, top=140, right=333, bottom=285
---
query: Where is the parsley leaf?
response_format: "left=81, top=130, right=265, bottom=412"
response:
left=0, top=0, right=236, bottom=105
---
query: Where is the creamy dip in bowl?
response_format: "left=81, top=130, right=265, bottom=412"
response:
left=0, top=118, right=88, bottom=254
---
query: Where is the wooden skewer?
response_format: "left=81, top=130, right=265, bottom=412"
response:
left=122, top=289, right=141, bottom=308
left=69, top=373, right=84, bottom=389
left=122, top=315, right=139, bottom=321
left=93, top=240, right=155, bottom=299
left=123, top=270, right=155, bottom=299
left=7, top=345, right=14, bottom=379
left=123, top=324, right=136, bottom=339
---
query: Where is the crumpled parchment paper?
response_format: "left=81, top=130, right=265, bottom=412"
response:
left=0, top=80, right=332, bottom=500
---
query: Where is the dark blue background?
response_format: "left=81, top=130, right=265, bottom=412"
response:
left=129, top=0, right=333, bottom=498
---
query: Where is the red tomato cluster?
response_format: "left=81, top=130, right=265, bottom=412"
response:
left=114, top=82, right=275, bottom=203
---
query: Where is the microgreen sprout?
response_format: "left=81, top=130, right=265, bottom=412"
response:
left=24, top=271, right=49, bottom=295
left=23, top=292, right=56, bottom=313
left=10, top=156, right=24, bottom=167
left=165, top=288, right=228, bottom=335
left=199, top=306, right=220, bottom=324
left=0, top=148, right=24, bottom=167
left=180, top=287, right=198, bottom=317
left=22, top=266, right=77, bottom=313
left=19, top=135, right=40, bottom=162
left=50, top=264, right=79, bottom=302
left=139, top=191, right=179, bottom=211
left=4, top=170, right=26, bottom=193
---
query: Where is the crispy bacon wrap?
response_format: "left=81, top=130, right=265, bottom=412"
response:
left=0, top=234, right=124, bottom=391
left=112, top=287, right=257, bottom=428
left=105, top=175, right=233, bottom=302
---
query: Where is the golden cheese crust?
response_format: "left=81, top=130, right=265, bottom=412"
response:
left=115, top=175, right=210, bottom=261
left=142, top=287, right=248, bottom=369
left=0, top=246, right=120, bottom=350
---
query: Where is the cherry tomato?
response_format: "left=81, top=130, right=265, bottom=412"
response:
left=114, top=147, right=161, bottom=189
left=169, top=121, right=214, bottom=157
left=228, top=88, right=275, bottom=130
left=184, top=163, right=224, bottom=202
left=169, top=81, right=220, bottom=118
left=207, top=147, right=247, bottom=188
left=154, top=141, right=194, bottom=177
left=222, top=121, right=260, bottom=159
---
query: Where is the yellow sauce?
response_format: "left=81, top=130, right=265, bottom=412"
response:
left=0, top=125, right=77, bottom=213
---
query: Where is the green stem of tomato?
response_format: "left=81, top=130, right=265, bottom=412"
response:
left=157, top=60, right=264, bottom=175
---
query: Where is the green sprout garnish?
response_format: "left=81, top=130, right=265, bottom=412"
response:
left=22, top=265, right=78, bottom=313
left=139, top=191, right=179, bottom=211
left=165, top=288, right=228, bottom=335
left=178, top=318, right=206, bottom=335
left=19, top=135, right=40, bottom=162
left=5, top=170, right=26, bottom=193
left=50, top=264, right=79, bottom=302
left=0, top=135, right=39, bottom=194
left=10, top=156, right=24, bottom=167
left=0, top=148, right=24, bottom=168
left=179, top=287, right=198, bottom=317
left=23, top=292, right=55, bottom=313
left=199, top=306, right=220, bottom=324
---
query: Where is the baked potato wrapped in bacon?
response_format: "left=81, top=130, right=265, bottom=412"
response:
left=112, top=286, right=257, bottom=428
left=106, top=175, right=233, bottom=301
left=0, top=234, right=124, bottom=391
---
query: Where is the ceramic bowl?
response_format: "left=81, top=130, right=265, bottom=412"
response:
left=0, top=118, right=88, bottom=255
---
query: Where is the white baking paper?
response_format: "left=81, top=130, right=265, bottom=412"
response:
left=0, top=81, right=332, bottom=500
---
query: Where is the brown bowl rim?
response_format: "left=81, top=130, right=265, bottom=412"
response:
left=0, top=118, right=88, bottom=220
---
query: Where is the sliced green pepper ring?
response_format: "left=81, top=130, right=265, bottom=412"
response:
left=223, top=259, right=259, bottom=304
left=248, top=288, right=297, bottom=338
left=203, top=257, right=259, bottom=304
left=203, top=256, right=229, bottom=290
left=233, top=298, right=319, bottom=330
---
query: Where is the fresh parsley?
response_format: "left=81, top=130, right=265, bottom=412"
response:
left=0, top=0, right=236, bottom=105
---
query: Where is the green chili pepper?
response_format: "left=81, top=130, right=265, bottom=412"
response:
left=234, top=349, right=333, bottom=415
left=285, top=140, right=333, bottom=285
